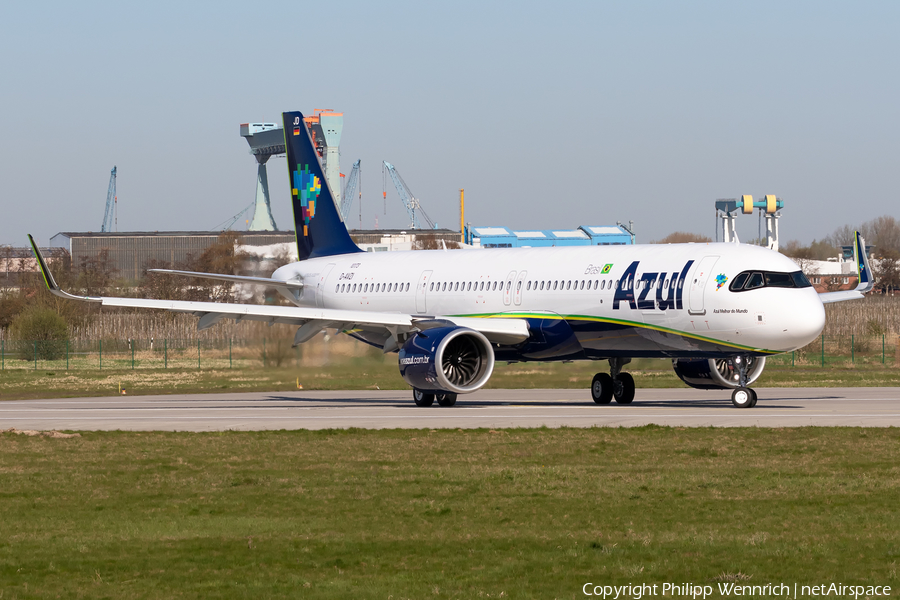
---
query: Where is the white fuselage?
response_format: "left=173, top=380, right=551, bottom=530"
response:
left=273, top=242, right=825, bottom=357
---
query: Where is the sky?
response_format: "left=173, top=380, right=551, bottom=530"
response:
left=2, top=0, right=898, bottom=248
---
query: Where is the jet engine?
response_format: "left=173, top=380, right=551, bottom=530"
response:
left=672, top=357, right=766, bottom=390
left=399, top=327, right=495, bottom=394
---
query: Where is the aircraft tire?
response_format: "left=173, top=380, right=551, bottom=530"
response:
left=413, top=389, right=435, bottom=407
left=749, top=389, right=758, bottom=407
left=613, top=373, right=635, bottom=404
left=437, top=393, right=458, bottom=407
left=731, top=387, right=754, bottom=408
left=591, top=373, right=614, bottom=405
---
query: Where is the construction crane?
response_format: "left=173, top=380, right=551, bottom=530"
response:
left=341, top=160, right=361, bottom=227
left=100, top=166, right=117, bottom=233
left=382, top=161, right=436, bottom=229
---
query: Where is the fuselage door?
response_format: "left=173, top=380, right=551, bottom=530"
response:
left=688, top=256, right=719, bottom=315
left=503, top=271, right=517, bottom=306
left=514, top=270, right=528, bottom=306
left=315, top=263, right=336, bottom=308
left=416, top=270, right=433, bottom=314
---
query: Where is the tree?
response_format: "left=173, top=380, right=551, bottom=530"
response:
left=9, top=306, right=69, bottom=360
left=180, top=231, right=251, bottom=302
left=861, top=215, right=900, bottom=256
left=825, top=224, right=857, bottom=249
left=75, top=248, right=116, bottom=296
left=652, top=232, right=712, bottom=244
left=139, top=259, right=188, bottom=301
left=873, top=249, right=900, bottom=293
left=780, top=239, right=837, bottom=262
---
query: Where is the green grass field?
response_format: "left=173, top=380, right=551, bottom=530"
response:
left=3, top=354, right=900, bottom=401
left=1, top=428, right=898, bottom=598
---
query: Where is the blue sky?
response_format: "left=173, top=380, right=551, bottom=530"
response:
left=2, top=1, right=898, bottom=247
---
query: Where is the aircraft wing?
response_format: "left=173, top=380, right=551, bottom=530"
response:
left=819, top=231, right=874, bottom=304
left=28, top=236, right=529, bottom=346
left=148, top=268, right=304, bottom=290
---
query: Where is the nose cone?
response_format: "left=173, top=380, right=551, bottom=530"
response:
left=787, top=289, right=826, bottom=350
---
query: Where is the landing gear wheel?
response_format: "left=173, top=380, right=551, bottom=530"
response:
left=591, top=373, right=614, bottom=405
left=749, top=389, right=758, bottom=407
left=731, top=387, right=754, bottom=408
left=436, top=393, right=458, bottom=407
left=613, top=372, right=635, bottom=405
left=413, top=389, right=435, bottom=407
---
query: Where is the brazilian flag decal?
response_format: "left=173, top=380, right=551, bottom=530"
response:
left=601, top=264, right=613, bottom=274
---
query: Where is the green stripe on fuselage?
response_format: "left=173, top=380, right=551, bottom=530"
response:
left=453, top=311, right=781, bottom=355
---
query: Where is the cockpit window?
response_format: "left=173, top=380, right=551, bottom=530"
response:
left=791, top=271, right=812, bottom=288
left=744, top=272, right=765, bottom=290
left=764, top=272, right=794, bottom=288
left=729, top=270, right=813, bottom=292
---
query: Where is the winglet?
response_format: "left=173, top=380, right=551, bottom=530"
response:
left=853, top=231, right=874, bottom=294
left=27, top=235, right=100, bottom=302
left=28, top=234, right=60, bottom=292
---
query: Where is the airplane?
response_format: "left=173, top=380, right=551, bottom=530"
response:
left=29, top=110, right=874, bottom=409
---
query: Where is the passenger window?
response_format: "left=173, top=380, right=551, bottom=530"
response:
left=405, top=283, right=410, bottom=292
left=552, top=281, right=557, bottom=290
left=506, top=281, right=511, bottom=291
left=335, top=284, right=339, bottom=293
left=600, top=280, right=605, bottom=290
left=517, top=281, right=522, bottom=291
left=527, top=281, right=531, bottom=291
left=429, top=282, right=434, bottom=292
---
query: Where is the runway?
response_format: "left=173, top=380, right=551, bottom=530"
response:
left=1, top=387, right=899, bottom=431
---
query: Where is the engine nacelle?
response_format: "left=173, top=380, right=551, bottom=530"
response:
left=399, top=327, right=495, bottom=394
left=672, top=357, right=766, bottom=390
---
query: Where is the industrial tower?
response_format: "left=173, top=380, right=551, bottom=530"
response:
left=239, top=111, right=344, bottom=231
left=302, top=110, right=344, bottom=211
left=240, top=123, right=282, bottom=231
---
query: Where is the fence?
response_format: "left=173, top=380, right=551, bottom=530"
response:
left=1, top=335, right=899, bottom=372
left=0, top=336, right=354, bottom=371
left=760, top=334, right=899, bottom=368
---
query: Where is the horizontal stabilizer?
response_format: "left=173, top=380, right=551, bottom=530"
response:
left=148, top=269, right=303, bottom=290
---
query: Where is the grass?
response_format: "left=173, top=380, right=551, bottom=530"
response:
left=0, top=428, right=898, bottom=598
left=3, top=352, right=900, bottom=401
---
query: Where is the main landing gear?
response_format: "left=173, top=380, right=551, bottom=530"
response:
left=730, top=355, right=757, bottom=408
left=413, top=389, right=458, bottom=407
left=591, top=358, right=635, bottom=405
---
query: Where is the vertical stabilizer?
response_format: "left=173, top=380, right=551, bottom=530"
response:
left=282, top=111, right=361, bottom=261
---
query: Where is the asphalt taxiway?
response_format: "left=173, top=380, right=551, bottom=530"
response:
left=1, top=388, right=898, bottom=431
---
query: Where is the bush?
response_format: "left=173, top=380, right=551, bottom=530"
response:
left=9, top=307, right=69, bottom=360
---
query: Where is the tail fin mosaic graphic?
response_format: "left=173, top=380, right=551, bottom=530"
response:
left=282, top=111, right=361, bottom=261
left=292, top=166, right=321, bottom=237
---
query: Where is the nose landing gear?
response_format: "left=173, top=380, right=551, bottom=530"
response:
left=591, top=358, right=635, bottom=405
left=730, top=355, right=758, bottom=408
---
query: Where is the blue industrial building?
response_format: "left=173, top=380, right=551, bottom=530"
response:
left=465, top=225, right=632, bottom=248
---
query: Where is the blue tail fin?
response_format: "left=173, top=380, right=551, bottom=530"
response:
left=283, top=111, right=362, bottom=261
